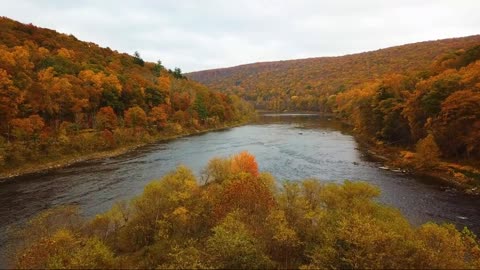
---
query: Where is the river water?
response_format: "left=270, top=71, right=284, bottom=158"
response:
left=1, top=114, right=479, bottom=264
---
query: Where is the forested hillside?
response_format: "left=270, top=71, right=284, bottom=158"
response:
left=188, top=35, right=480, bottom=112
left=0, top=17, right=253, bottom=173
left=189, top=37, right=480, bottom=176
left=334, top=47, right=480, bottom=160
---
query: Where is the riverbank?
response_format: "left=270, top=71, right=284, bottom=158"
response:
left=0, top=121, right=249, bottom=182
left=357, top=137, right=480, bottom=195
left=260, top=111, right=480, bottom=194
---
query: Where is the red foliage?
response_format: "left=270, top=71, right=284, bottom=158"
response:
left=149, top=105, right=169, bottom=129
left=10, top=114, right=45, bottom=141
left=96, top=106, right=117, bottom=131
left=214, top=174, right=275, bottom=222
left=230, top=151, right=259, bottom=177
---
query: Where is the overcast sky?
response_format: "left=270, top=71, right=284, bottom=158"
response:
left=1, top=0, right=480, bottom=72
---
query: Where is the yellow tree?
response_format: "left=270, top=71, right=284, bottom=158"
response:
left=0, top=69, right=24, bottom=135
left=415, top=133, right=441, bottom=169
left=124, top=106, right=147, bottom=129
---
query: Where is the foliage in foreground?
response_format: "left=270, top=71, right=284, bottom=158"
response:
left=11, top=152, right=480, bottom=269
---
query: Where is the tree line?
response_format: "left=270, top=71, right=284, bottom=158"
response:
left=188, top=35, right=480, bottom=113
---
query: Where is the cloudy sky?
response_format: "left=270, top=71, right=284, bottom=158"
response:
left=1, top=0, right=479, bottom=72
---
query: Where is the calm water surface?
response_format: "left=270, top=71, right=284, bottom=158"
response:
left=1, top=114, right=479, bottom=263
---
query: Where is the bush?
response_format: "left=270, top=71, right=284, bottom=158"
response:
left=12, top=152, right=480, bottom=269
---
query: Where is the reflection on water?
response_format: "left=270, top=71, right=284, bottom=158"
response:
left=0, top=113, right=479, bottom=264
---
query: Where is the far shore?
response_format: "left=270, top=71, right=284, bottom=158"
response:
left=0, top=122, right=248, bottom=182
left=2, top=112, right=478, bottom=196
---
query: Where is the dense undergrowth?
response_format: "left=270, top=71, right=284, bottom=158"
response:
left=10, top=152, right=480, bottom=269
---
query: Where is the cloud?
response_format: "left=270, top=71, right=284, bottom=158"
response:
left=1, top=0, right=479, bottom=71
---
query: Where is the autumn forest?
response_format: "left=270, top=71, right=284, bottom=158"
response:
left=1, top=15, right=480, bottom=269
left=0, top=17, right=254, bottom=176
left=189, top=35, right=480, bottom=188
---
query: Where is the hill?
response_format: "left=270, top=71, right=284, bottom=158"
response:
left=189, top=35, right=480, bottom=179
left=0, top=17, right=253, bottom=174
left=187, top=35, right=480, bottom=111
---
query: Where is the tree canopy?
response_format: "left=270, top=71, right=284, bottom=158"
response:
left=10, top=152, right=480, bottom=269
left=0, top=17, right=254, bottom=172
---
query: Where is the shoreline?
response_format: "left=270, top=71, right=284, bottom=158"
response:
left=323, top=114, right=480, bottom=195
left=0, top=122, right=247, bottom=182
left=264, top=111, right=480, bottom=194
left=356, top=137, right=480, bottom=195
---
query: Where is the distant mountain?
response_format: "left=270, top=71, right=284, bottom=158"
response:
left=187, top=35, right=480, bottom=111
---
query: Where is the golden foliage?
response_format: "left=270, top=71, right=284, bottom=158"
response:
left=12, top=154, right=480, bottom=269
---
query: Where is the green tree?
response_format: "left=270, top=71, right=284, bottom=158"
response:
left=133, top=51, right=144, bottom=66
left=171, top=67, right=184, bottom=79
left=152, top=60, right=164, bottom=76
left=145, top=87, right=165, bottom=108
left=100, top=88, right=124, bottom=114
left=194, top=94, right=208, bottom=121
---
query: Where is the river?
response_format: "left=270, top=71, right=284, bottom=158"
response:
left=1, top=113, right=479, bottom=264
